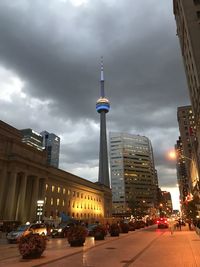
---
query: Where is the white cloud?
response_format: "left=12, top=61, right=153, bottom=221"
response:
left=161, top=186, right=180, bottom=211
left=0, top=65, right=25, bottom=102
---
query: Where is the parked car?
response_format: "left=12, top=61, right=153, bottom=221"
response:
left=7, top=223, right=47, bottom=243
left=0, top=220, right=21, bottom=233
left=51, top=223, right=73, bottom=238
left=157, top=218, right=169, bottom=229
left=87, top=223, right=101, bottom=236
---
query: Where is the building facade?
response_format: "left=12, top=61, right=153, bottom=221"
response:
left=175, top=137, right=190, bottom=205
left=109, top=132, right=157, bottom=216
left=174, top=1, right=200, bottom=202
left=0, top=120, right=112, bottom=223
left=40, top=131, right=60, bottom=168
left=173, top=1, right=200, bottom=128
left=160, top=191, right=173, bottom=216
left=176, top=106, right=200, bottom=208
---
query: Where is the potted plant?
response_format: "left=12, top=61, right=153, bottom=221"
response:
left=90, top=224, right=107, bottom=240
left=18, top=233, right=46, bottom=259
left=120, top=222, right=129, bottom=233
left=67, top=225, right=88, bottom=246
left=109, top=223, right=120, bottom=237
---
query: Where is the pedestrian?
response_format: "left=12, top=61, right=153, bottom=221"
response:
left=168, top=218, right=175, bottom=235
left=177, top=218, right=182, bottom=231
left=188, top=219, right=192, bottom=231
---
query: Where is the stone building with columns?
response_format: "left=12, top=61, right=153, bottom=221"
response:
left=0, top=120, right=112, bottom=223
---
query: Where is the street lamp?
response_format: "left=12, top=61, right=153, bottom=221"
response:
left=37, top=200, right=44, bottom=223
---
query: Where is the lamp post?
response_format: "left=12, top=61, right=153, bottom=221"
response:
left=37, top=200, right=44, bottom=223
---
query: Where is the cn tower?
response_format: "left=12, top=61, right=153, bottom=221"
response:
left=96, top=58, right=110, bottom=188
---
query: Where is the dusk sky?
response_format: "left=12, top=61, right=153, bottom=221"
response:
left=0, top=0, right=190, bottom=209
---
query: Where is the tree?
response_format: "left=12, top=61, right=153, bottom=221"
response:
left=183, top=198, right=198, bottom=220
left=128, top=198, right=147, bottom=218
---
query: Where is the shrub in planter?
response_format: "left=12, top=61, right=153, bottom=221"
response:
left=67, top=225, right=88, bottom=246
left=120, top=222, right=129, bottom=233
left=18, top=233, right=46, bottom=259
left=90, top=225, right=107, bottom=240
left=109, top=223, right=120, bottom=236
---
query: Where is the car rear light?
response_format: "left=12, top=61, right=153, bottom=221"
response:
left=156, top=220, right=159, bottom=224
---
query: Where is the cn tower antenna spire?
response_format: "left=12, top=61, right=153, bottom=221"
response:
left=100, top=56, right=105, bottom=97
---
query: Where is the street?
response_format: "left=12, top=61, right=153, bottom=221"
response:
left=1, top=225, right=200, bottom=267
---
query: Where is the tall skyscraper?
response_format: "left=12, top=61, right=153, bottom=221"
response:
left=175, top=137, right=190, bottom=206
left=40, top=131, right=60, bottom=168
left=173, top=1, right=200, bottom=127
left=96, top=59, right=110, bottom=188
left=20, top=128, right=43, bottom=151
left=177, top=106, right=196, bottom=161
left=176, top=106, right=199, bottom=203
left=173, top=1, right=200, bottom=186
left=109, top=132, right=157, bottom=216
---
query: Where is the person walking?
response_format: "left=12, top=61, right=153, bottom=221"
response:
left=188, top=219, right=192, bottom=231
left=177, top=218, right=182, bottom=231
left=168, top=217, right=175, bottom=235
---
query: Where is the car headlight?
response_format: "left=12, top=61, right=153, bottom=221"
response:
left=58, top=229, right=62, bottom=232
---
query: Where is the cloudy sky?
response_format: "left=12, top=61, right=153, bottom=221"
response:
left=0, top=0, right=190, bottom=209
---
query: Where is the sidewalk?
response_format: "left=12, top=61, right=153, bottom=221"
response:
left=1, top=226, right=200, bottom=267
left=130, top=226, right=200, bottom=267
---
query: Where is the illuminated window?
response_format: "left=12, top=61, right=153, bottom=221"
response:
left=57, top=199, right=60, bottom=206
left=58, top=187, right=61, bottom=193
left=45, top=197, right=47, bottom=204
left=81, top=193, right=83, bottom=198
left=45, top=184, right=48, bottom=191
left=68, top=189, right=71, bottom=195
left=51, top=198, right=53, bottom=205
left=63, top=188, right=66, bottom=194
left=62, top=200, right=65, bottom=206
left=52, top=186, right=55, bottom=192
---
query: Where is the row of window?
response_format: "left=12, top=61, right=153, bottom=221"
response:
left=46, top=184, right=102, bottom=202
left=45, top=197, right=102, bottom=210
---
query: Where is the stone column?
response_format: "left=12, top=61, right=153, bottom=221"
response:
left=0, top=166, right=8, bottom=219
left=4, top=171, right=18, bottom=220
left=41, top=178, right=47, bottom=200
left=29, top=176, right=39, bottom=222
left=17, top=172, right=28, bottom=222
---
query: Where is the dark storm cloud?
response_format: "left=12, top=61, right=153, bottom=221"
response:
left=0, top=0, right=190, bottom=188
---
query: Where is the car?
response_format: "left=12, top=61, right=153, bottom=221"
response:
left=6, top=223, right=47, bottom=243
left=51, top=223, right=72, bottom=238
left=87, top=223, right=100, bottom=236
left=157, top=218, right=169, bottom=229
